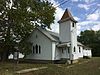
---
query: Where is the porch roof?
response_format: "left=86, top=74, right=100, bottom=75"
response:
left=57, top=42, right=70, bottom=48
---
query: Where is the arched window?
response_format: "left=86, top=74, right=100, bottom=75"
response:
left=79, top=47, right=81, bottom=52
left=72, top=23, right=74, bottom=27
left=36, top=44, right=38, bottom=53
left=74, top=46, right=75, bottom=52
left=39, top=45, right=41, bottom=54
left=32, top=44, right=41, bottom=54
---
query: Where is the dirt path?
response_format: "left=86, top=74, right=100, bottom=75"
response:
left=15, top=67, right=48, bottom=74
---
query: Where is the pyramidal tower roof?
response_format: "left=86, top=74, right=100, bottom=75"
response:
left=58, top=9, right=77, bottom=23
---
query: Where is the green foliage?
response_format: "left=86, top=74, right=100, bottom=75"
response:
left=0, top=0, right=55, bottom=59
left=78, top=30, right=100, bottom=56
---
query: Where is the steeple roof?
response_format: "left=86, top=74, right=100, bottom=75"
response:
left=58, top=9, right=77, bottom=23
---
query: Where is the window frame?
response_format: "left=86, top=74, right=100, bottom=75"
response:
left=79, top=47, right=81, bottom=53
left=36, top=44, right=38, bottom=54
left=74, top=46, right=76, bottom=52
left=72, top=22, right=74, bottom=27
left=39, top=45, right=41, bottom=54
left=32, top=44, right=41, bottom=54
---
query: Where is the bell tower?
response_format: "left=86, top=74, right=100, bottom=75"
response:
left=58, top=9, right=78, bottom=60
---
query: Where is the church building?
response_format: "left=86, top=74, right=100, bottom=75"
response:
left=26, top=9, right=92, bottom=63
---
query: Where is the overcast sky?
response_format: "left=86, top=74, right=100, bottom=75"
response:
left=48, top=0, right=100, bottom=35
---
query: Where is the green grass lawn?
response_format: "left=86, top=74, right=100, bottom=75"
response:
left=0, top=57, right=100, bottom=75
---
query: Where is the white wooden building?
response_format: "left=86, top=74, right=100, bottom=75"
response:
left=26, top=9, right=92, bottom=63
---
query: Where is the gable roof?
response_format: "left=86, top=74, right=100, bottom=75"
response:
left=58, top=9, right=77, bottom=23
left=37, top=27, right=59, bottom=42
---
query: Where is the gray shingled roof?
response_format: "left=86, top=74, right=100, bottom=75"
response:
left=47, top=31, right=59, bottom=42
left=37, top=27, right=59, bottom=42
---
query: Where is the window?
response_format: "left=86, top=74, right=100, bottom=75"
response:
left=36, top=44, right=38, bottom=53
left=68, top=47, right=70, bottom=53
left=39, top=45, right=41, bottom=54
left=72, top=23, right=74, bottom=27
left=79, top=47, right=81, bottom=53
left=33, top=44, right=41, bottom=54
left=74, top=46, right=76, bottom=52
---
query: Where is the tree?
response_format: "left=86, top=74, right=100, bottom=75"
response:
left=78, top=30, right=96, bottom=45
left=78, top=30, right=100, bottom=56
left=0, top=0, right=55, bottom=61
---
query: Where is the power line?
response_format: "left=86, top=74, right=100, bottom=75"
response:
left=83, top=6, right=99, bottom=29
left=81, top=6, right=99, bottom=21
left=49, top=0, right=70, bottom=8
left=89, top=7, right=98, bottom=14
left=55, top=0, right=70, bottom=8
left=57, top=0, right=68, bottom=5
left=85, top=6, right=98, bottom=19
left=58, top=0, right=67, bottom=3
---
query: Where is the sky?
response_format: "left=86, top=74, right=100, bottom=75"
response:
left=48, top=0, right=100, bottom=35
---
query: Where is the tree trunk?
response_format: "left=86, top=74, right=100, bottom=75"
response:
left=1, top=51, right=9, bottom=62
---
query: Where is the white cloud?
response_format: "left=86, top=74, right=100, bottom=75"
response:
left=92, top=24, right=100, bottom=31
left=87, top=9, right=100, bottom=21
left=87, top=14, right=99, bottom=21
left=49, top=0, right=59, bottom=6
left=84, top=0, right=95, bottom=3
left=72, top=0, right=95, bottom=3
left=78, top=21, right=100, bottom=26
left=48, top=0, right=64, bottom=33
left=97, top=4, right=100, bottom=6
left=74, top=16, right=80, bottom=21
left=78, top=4, right=90, bottom=10
left=77, top=21, right=100, bottom=34
left=71, top=0, right=79, bottom=2
left=50, top=7, right=64, bottom=33
left=78, top=3, right=96, bottom=10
